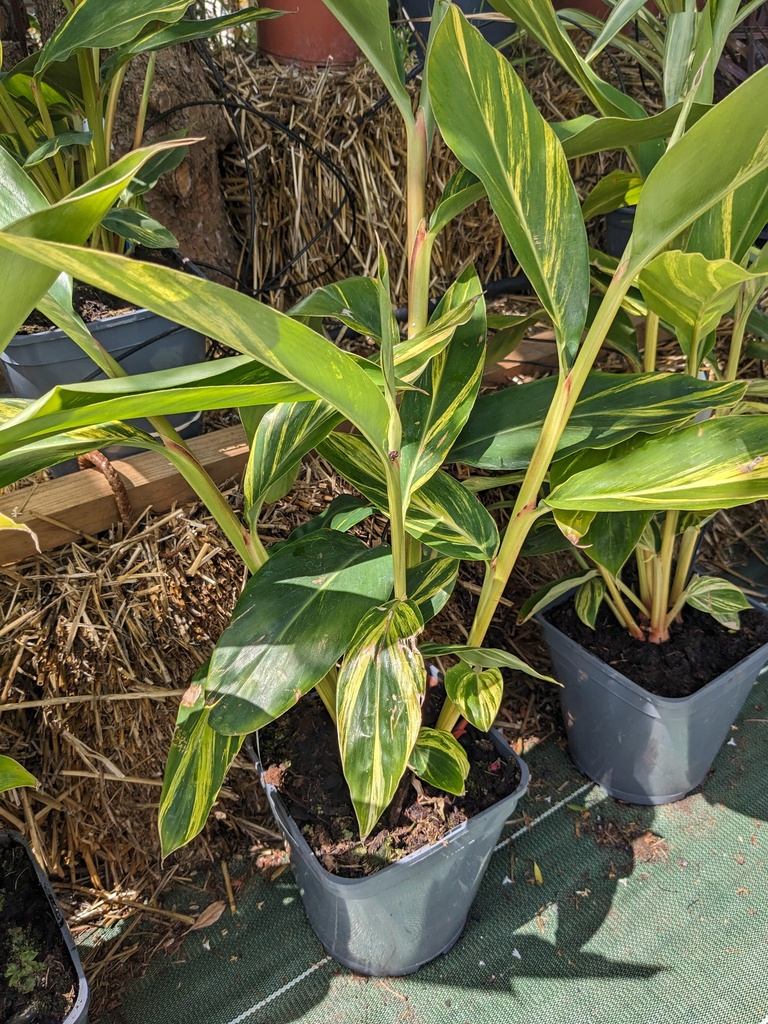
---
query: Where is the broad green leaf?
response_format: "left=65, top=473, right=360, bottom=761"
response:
left=290, top=277, right=382, bottom=339
left=0, top=513, right=40, bottom=552
left=629, top=65, right=768, bottom=272
left=399, top=267, right=485, bottom=502
left=444, top=662, right=503, bottom=733
left=574, top=576, right=606, bottom=629
left=430, top=5, right=589, bottom=367
left=0, top=238, right=391, bottom=454
left=206, top=531, right=394, bottom=736
left=100, top=208, right=178, bottom=249
left=337, top=599, right=424, bottom=837
left=685, top=573, right=751, bottom=629
left=662, top=10, right=698, bottom=108
left=546, top=415, right=768, bottom=512
left=159, top=665, right=244, bottom=857
left=101, top=8, right=281, bottom=81
left=406, top=556, right=458, bottom=622
left=553, top=103, right=709, bottom=161
left=320, top=0, right=414, bottom=128
left=582, top=170, right=643, bottom=222
left=36, top=0, right=192, bottom=72
left=518, top=571, right=599, bottom=624
left=639, top=250, right=763, bottom=362
left=318, top=431, right=498, bottom=560
left=408, top=727, right=469, bottom=796
left=23, top=131, right=93, bottom=167
left=419, top=643, right=556, bottom=682
left=393, top=299, right=478, bottom=381
left=0, top=755, right=37, bottom=794
left=243, top=400, right=342, bottom=529
left=428, top=166, right=486, bottom=237
left=578, top=511, right=652, bottom=575
left=0, top=357, right=311, bottom=458
left=0, top=141, right=189, bottom=351
left=121, top=136, right=190, bottom=199
left=452, top=372, right=746, bottom=471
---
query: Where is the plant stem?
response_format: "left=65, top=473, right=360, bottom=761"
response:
left=104, top=64, right=128, bottom=163
left=133, top=51, right=157, bottom=151
left=29, top=79, right=71, bottom=196
left=668, top=524, right=699, bottom=608
left=643, top=310, right=659, bottom=372
left=406, top=110, right=428, bottom=338
left=649, top=510, right=678, bottom=641
left=600, top=569, right=645, bottom=638
left=385, top=456, right=408, bottom=601
left=404, top=532, right=422, bottom=568
left=0, top=84, right=59, bottom=201
left=315, top=669, right=338, bottom=724
left=725, top=283, right=748, bottom=381
left=77, top=49, right=107, bottom=172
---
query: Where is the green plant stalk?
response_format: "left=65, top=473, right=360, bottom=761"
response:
left=649, top=510, right=679, bottom=641
left=104, top=64, right=129, bottom=166
left=636, top=544, right=653, bottom=611
left=601, top=567, right=645, bottom=639
left=76, top=49, right=107, bottom=172
left=643, top=309, right=660, bottom=372
left=725, top=283, right=748, bottom=381
left=406, top=111, right=429, bottom=338
left=29, top=79, right=71, bottom=196
left=132, top=51, right=157, bottom=152
left=0, top=85, right=59, bottom=201
left=667, top=523, right=700, bottom=610
left=315, top=668, right=338, bottom=724
left=384, top=454, right=408, bottom=602
left=404, top=532, right=422, bottom=568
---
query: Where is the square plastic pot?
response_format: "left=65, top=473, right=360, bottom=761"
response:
left=1, top=307, right=205, bottom=474
left=0, top=830, right=89, bottom=1024
left=254, top=730, right=529, bottom=976
left=536, top=596, right=768, bottom=804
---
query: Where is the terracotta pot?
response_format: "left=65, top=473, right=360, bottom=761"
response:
left=258, top=0, right=360, bottom=66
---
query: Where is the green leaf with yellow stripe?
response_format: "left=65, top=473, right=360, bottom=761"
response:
left=429, top=5, right=589, bottom=368
left=406, top=556, right=459, bottom=622
left=206, top=531, right=394, bottom=736
left=318, top=431, right=498, bottom=560
left=419, top=643, right=556, bottom=683
left=444, top=662, right=503, bottom=734
left=408, top=727, right=469, bottom=796
left=337, top=599, right=425, bottom=837
left=159, top=663, right=244, bottom=857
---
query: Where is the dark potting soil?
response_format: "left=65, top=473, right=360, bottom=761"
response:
left=0, top=841, right=77, bottom=1024
left=259, top=691, right=521, bottom=879
left=546, top=599, right=768, bottom=698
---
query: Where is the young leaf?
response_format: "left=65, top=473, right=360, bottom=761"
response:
left=409, top=727, right=469, bottom=796
left=290, top=277, right=382, bottom=339
left=444, top=662, right=504, bottom=733
left=582, top=169, right=643, bottom=222
left=206, top=531, right=395, bottom=736
left=419, top=643, right=556, bottom=683
left=0, top=513, right=40, bottom=552
left=23, top=131, right=93, bottom=167
left=684, top=574, right=751, bottom=629
left=337, top=599, right=425, bottom=837
left=574, top=576, right=607, bottom=629
left=518, top=571, right=599, bottom=623
left=0, top=755, right=37, bottom=794
left=100, top=208, right=178, bottom=249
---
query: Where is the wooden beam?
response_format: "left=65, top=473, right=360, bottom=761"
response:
left=0, top=425, right=249, bottom=565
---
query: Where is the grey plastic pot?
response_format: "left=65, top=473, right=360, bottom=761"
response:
left=1, top=307, right=205, bottom=474
left=255, top=730, right=529, bottom=976
left=536, top=596, right=768, bottom=805
left=0, top=830, right=89, bottom=1023
left=403, top=1, right=515, bottom=53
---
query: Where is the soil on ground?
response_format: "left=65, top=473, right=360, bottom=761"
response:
left=546, top=599, right=768, bottom=698
left=258, top=689, right=522, bottom=879
left=0, top=839, right=78, bottom=1024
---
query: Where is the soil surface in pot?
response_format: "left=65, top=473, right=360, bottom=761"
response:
left=0, top=841, right=78, bottom=1024
left=259, top=691, right=522, bottom=879
left=546, top=600, right=768, bottom=698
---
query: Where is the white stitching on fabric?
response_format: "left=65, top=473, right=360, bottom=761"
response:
left=494, top=782, right=593, bottom=852
left=224, top=956, right=333, bottom=1024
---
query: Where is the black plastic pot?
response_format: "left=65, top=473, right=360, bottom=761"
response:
left=403, top=1, right=515, bottom=53
left=0, top=830, right=89, bottom=1024
left=536, top=597, right=768, bottom=804
left=255, top=730, right=529, bottom=976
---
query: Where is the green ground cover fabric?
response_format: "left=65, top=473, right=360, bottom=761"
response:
left=96, top=669, right=768, bottom=1024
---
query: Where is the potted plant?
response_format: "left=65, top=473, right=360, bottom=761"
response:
left=0, top=0, right=278, bottom=462
left=1, top=758, right=89, bottom=1024
left=0, top=0, right=767, bottom=977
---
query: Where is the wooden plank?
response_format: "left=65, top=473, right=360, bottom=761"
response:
left=0, top=425, right=249, bottom=565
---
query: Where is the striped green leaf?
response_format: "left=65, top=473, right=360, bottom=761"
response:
left=337, top=599, right=425, bottom=837
left=320, top=0, right=413, bottom=128
left=408, top=727, right=469, bottom=796
left=0, top=755, right=37, bottom=794
left=687, top=168, right=768, bottom=265
left=0, top=237, right=391, bottom=458
left=452, top=372, right=746, bottom=471
left=419, top=643, right=555, bottom=682
left=685, top=574, right=751, bottom=630
left=0, top=141, right=188, bottom=351
left=318, top=431, right=498, bottom=560
left=0, top=357, right=311, bottom=459
left=159, top=665, right=244, bottom=858
left=429, top=6, right=589, bottom=367
left=629, top=65, right=768, bottom=272
left=574, top=576, right=607, bottom=630
left=290, top=277, right=382, bottom=339
left=444, top=662, right=503, bottom=733
left=206, top=531, right=394, bottom=736
left=399, top=267, right=485, bottom=502
left=584, top=0, right=656, bottom=64
left=582, top=170, right=643, bottom=222
left=553, top=104, right=708, bottom=162
left=428, top=167, right=486, bottom=238
left=546, top=415, right=768, bottom=512
left=406, top=556, right=459, bottom=622
left=518, top=572, right=599, bottom=624
left=243, top=400, right=342, bottom=528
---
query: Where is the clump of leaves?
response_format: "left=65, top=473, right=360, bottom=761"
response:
left=4, top=926, right=45, bottom=995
